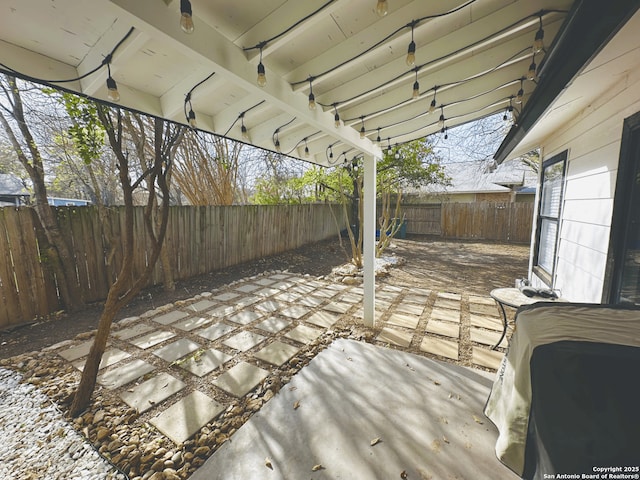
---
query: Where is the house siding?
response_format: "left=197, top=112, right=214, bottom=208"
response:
left=530, top=69, right=640, bottom=302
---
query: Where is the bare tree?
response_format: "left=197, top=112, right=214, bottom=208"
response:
left=70, top=106, right=183, bottom=416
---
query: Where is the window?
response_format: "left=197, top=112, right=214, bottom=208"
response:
left=533, top=151, right=567, bottom=284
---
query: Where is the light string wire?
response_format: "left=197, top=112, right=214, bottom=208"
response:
left=223, top=100, right=266, bottom=137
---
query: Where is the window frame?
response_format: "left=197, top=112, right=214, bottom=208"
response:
left=532, top=150, right=568, bottom=286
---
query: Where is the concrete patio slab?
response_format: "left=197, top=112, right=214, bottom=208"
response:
left=322, top=301, right=351, bottom=314
left=73, top=348, right=130, bottom=371
left=434, top=298, right=461, bottom=310
left=152, top=339, right=201, bottom=363
left=280, top=306, right=310, bottom=319
left=97, top=359, right=155, bottom=390
left=179, top=348, right=233, bottom=377
left=254, top=278, right=276, bottom=286
left=395, top=303, right=425, bottom=316
left=285, top=325, right=324, bottom=344
left=470, top=327, right=508, bottom=348
left=403, top=293, right=430, bottom=304
left=227, top=310, right=262, bottom=326
left=189, top=339, right=516, bottom=480
left=425, top=320, right=460, bottom=339
left=430, top=308, right=460, bottom=323
left=197, top=322, right=236, bottom=341
left=212, top=291, right=240, bottom=302
left=274, top=291, right=301, bottom=303
left=305, top=311, right=340, bottom=328
left=470, top=314, right=504, bottom=332
left=113, top=323, right=154, bottom=340
left=254, top=317, right=291, bottom=333
left=386, top=312, right=420, bottom=329
left=438, top=292, right=462, bottom=301
left=172, top=316, right=213, bottom=332
left=222, top=331, right=266, bottom=352
left=207, top=305, right=236, bottom=317
left=185, top=299, right=217, bottom=312
left=212, top=362, right=269, bottom=397
left=120, top=372, right=186, bottom=414
left=472, top=347, right=504, bottom=370
left=298, top=296, right=324, bottom=308
left=256, top=287, right=280, bottom=297
left=150, top=390, right=224, bottom=444
left=255, top=300, right=281, bottom=313
left=254, top=341, right=300, bottom=366
left=337, top=293, right=362, bottom=304
left=469, top=295, right=496, bottom=305
left=129, top=330, right=176, bottom=350
left=234, top=295, right=261, bottom=308
left=58, top=340, right=103, bottom=362
left=377, top=327, right=412, bottom=347
left=469, top=302, right=499, bottom=316
left=235, top=283, right=260, bottom=293
left=151, top=310, right=189, bottom=326
left=420, top=337, right=459, bottom=360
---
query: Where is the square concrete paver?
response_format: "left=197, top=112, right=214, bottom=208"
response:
left=180, top=349, right=233, bottom=377
left=470, top=327, right=507, bottom=348
left=434, top=298, right=461, bottom=310
left=130, top=330, right=176, bottom=350
left=254, top=278, right=276, bottom=286
left=469, top=302, right=499, bottom=316
left=227, top=310, right=262, bottom=326
left=437, top=292, right=462, bottom=301
left=120, top=372, right=186, bottom=414
left=274, top=292, right=301, bottom=303
left=420, top=337, right=459, bottom=360
left=150, top=390, right=224, bottom=444
left=186, top=299, right=217, bottom=312
left=387, top=312, right=420, bottom=329
left=280, top=306, right=310, bottom=319
left=57, top=340, right=95, bottom=362
left=256, top=287, right=280, bottom=297
left=306, top=311, right=340, bottom=328
left=338, top=293, right=362, bottom=304
left=153, top=339, right=201, bottom=363
left=97, top=359, right=155, bottom=390
left=212, top=362, right=269, bottom=397
left=73, top=348, right=130, bottom=371
left=255, top=300, right=281, bottom=313
left=254, top=317, right=291, bottom=334
left=472, top=347, right=504, bottom=370
left=197, top=322, right=236, bottom=341
left=396, top=303, right=425, bottom=316
left=152, top=310, right=189, bottom=326
left=404, top=294, right=430, bottom=304
left=298, top=296, right=324, bottom=308
left=223, top=331, right=266, bottom=352
left=377, top=327, right=412, bottom=348
left=470, top=314, right=504, bottom=332
left=285, top=325, right=324, bottom=344
left=213, top=291, right=241, bottom=302
left=469, top=295, right=495, bottom=305
left=322, top=301, right=351, bottom=314
left=234, top=295, right=261, bottom=308
left=173, top=316, right=214, bottom=332
left=430, top=308, right=460, bottom=323
left=425, top=320, right=460, bottom=339
left=235, top=283, right=260, bottom=293
left=254, top=341, right=300, bottom=366
left=207, top=305, right=236, bottom=317
left=291, top=284, right=315, bottom=295
left=113, top=323, right=154, bottom=340
left=311, top=289, right=336, bottom=299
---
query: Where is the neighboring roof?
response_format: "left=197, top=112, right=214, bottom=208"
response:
left=495, top=0, right=640, bottom=163
left=0, top=173, right=29, bottom=196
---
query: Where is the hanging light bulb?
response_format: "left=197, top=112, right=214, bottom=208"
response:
left=275, top=139, right=281, bottom=153
left=106, top=64, right=120, bottom=102
left=188, top=108, right=197, bottom=128
left=444, top=127, right=448, bottom=140
left=406, top=24, right=416, bottom=67
left=329, top=145, right=334, bottom=160
left=412, top=70, right=420, bottom=100
left=533, top=16, right=544, bottom=53
left=394, top=144, right=400, bottom=160
left=516, top=78, right=524, bottom=104
left=257, top=46, right=267, bottom=87
left=376, top=128, right=381, bottom=146
left=180, top=0, right=194, bottom=34
left=503, top=109, right=508, bottom=122
left=387, top=138, right=392, bottom=155
left=438, top=106, right=445, bottom=129
left=429, top=87, right=437, bottom=113
left=240, top=115, right=250, bottom=141
left=376, top=0, right=388, bottom=17
left=304, top=139, right=310, bottom=158
left=308, top=78, right=316, bottom=110
left=527, top=55, right=537, bottom=81
left=360, top=117, right=366, bottom=139
left=334, top=105, right=341, bottom=128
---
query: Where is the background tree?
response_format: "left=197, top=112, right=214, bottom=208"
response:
left=70, top=105, right=183, bottom=415
left=0, top=75, right=83, bottom=310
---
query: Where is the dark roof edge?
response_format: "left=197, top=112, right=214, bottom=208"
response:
left=494, top=0, right=640, bottom=164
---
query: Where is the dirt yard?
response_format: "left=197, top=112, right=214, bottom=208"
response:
left=0, top=235, right=529, bottom=359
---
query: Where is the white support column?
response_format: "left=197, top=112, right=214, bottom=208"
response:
left=363, top=154, right=377, bottom=327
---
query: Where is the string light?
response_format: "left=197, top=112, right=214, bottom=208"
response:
left=257, top=45, right=267, bottom=87
left=182, top=71, right=215, bottom=130
left=527, top=54, right=537, bottom=81
left=376, top=128, right=381, bottom=145
left=406, top=22, right=417, bottom=67
left=240, top=114, right=249, bottom=140
left=308, top=77, right=316, bottom=110
left=105, top=63, right=120, bottom=102
left=360, top=117, right=366, bottom=139
left=516, top=78, right=524, bottom=104
left=412, top=69, right=420, bottom=100
left=376, top=0, right=389, bottom=17
left=180, top=0, right=194, bottom=34
left=533, top=15, right=544, bottom=53
left=387, top=138, right=392, bottom=155
left=438, top=106, right=445, bottom=129
left=429, top=86, right=437, bottom=113
left=394, top=144, right=401, bottom=159
left=334, top=105, right=341, bottom=128
left=304, top=138, right=310, bottom=157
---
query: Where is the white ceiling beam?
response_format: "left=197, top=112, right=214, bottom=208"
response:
left=108, top=0, right=379, bottom=162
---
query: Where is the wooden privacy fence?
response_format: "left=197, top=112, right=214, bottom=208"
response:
left=402, top=202, right=534, bottom=243
left=0, top=204, right=346, bottom=329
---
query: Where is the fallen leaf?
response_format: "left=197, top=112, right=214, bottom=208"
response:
left=370, top=437, right=381, bottom=446
left=289, top=386, right=297, bottom=391
left=472, top=415, right=484, bottom=425
left=265, top=458, right=273, bottom=470
left=443, top=436, right=450, bottom=444
left=293, top=400, right=300, bottom=410
left=400, top=470, right=408, bottom=479
left=433, top=381, right=441, bottom=386
left=312, top=464, right=323, bottom=471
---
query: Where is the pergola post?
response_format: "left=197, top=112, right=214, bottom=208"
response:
left=363, top=153, right=377, bottom=327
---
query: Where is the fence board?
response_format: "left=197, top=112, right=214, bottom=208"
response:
left=0, top=209, right=23, bottom=327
